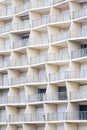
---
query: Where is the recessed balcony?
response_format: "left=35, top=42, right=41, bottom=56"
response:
left=12, top=21, right=31, bottom=32
left=9, top=113, right=46, bottom=123
left=28, top=92, right=67, bottom=103
left=12, top=38, right=28, bottom=49
left=7, top=96, right=26, bottom=104
left=70, top=29, right=87, bottom=39
left=32, top=15, right=49, bottom=27
left=11, top=75, right=48, bottom=86
left=0, top=7, right=13, bottom=17
left=0, top=116, right=7, bottom=123
left=14, top=1, right=31, bottom=14
left=51, top=31, right=69, bottom=43
left=30, top=53, right=69, bottom=65
left=50, top=12, right=70, bottom=23
left=29, top=37, right=49, bottom=46
left=0, top=23, right=12, bottom=35
left=10, top=59, right=28, bottom=67
left=73, top=8, right=87, bottom=19
left=70, top=90, right=87, bottom=101
left=31, top=0, right=51, bottom=9
left=47, top=111, right=87, bottom=121
left=71, top=48, right=87, bottom=59
left=49, top=70, right=87, bottom=82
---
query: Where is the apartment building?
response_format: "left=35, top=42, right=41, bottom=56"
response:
left=0, top=0, right=87, bottom=130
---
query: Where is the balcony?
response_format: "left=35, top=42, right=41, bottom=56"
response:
left=30, top=54, right=48, bottom=65
left=73, top=8, right=87, bottom=19
left=28, top=92, right=67, bottom=102
left=0, top=60, right=9, bottom=69
left=0, top=23, right=12, bottom=35
left=11, top=75, right=47, bottom=86
left=7, top=96, right=26, bottom=104
left=51, top=31, right=69, bottom=43
left=31, top=0, right=50, bottom=8
left=10, top=59, right=28, bottom=67
left=9, top=113, right=46, bottom=123
left=49, top=70, right=87, bottom=82
left=29, top=37, right=49, bottom=46
left=50, top=12, right=70, bottom=23
left=49, top=71, right=67, bottom=82
left=70, top=90, right=87, bottom=101
left=0, top=7, right=13, bottom=17
left=14, top=1, right=31, bottom=14
left=53, top=0, right=66, bottom=5
left=0, top=97, right=7, bottom=104
left=0, top=116, right=7, bottom=123
left=32, top=15, right=49, bottom=27
left=71, top=48, right=87, bottom=59
left=47, top=112, right=66, bottom=121
left=12, top=38, right=28, bottom=49
left=70, top=30, right=87, bottom=39
left=47, top=111, right=87, bottom=121
left=12, top=22, right=31, bottom=32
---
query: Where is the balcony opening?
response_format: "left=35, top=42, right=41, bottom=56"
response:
left=37, top=88, right=46, bottom=101
left=58, top=87, right=67, bottom=100
left=79, top=105, right=87, bottom=120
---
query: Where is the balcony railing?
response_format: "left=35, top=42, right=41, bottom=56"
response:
left=9, top=113, right=46, bottom=122
left=0, top=97, right=7, bottom=104
left=30, top=54, right=48, bottom=65
left=12, top=22, right=31, bottom=31
left=31, top=0, right=50, bottom=8
left=12, top=38, right=28, bottom=49
left=50, top=13, right=70, bottom=23
left=49, top=70, right=87, bottom=82
left=71, top=48, right=87, bottom=59
left=32, top=15, right=49, bottom=27
left=28, top=92, right=67, bottom=102
left=10, top=59, right=28, bottom=67
left=11, top=75, right=48, bottom=85
left=0, top=7, right=13, bottom=17
left=14, top=1, right=31, bottom=14
left=29, top=37, right=49, bottom=46
left=0, top=116, right=7, bottom=123
left=7, top=96, right=26, bottom=104
left=73, top=8, right=87, bottom=19
left=53, top=0, right=65, bottom=5
left=0, top=24, right=12, bottom=34
left=47, top=111, right=87, bottom=121
left=0, top=60, right=9, bottom=68
left=49, top=71, right=67, bottom=82
left=51, top=31, right=69, bottom=43
left=70, top=90, right=87, bottom=101
left=70, top=30, right=87, bottom=39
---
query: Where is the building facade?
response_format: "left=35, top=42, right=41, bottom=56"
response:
left=0, top=0, right=87, bottom=129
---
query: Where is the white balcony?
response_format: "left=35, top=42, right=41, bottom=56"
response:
left=9, top=113, right=46, bottom=123
left=12, top=22, right=31, bottom=32
left=12, top=38, right=28, bottom=49
left=28, top=92, right=67, bottom=102
left=11, top=75, right=48, bottom=86
left=70, top=90, right=87, bottom=101
left=71, top=48, right=87, bottom=59
left=29, top=37, right=49, bottom=46
left=51, top=31, right=69, bottom=43
left=73, top=8, right=87, bottom=19
left=0, top=7, right=13, bottom=17
left=0, top=23, right=12, bottom=35
left=50, top=12, right=70, bottom=23
left=49, top=70, right=87, bottom=82
left=31, top=0, right=51, bottom=8
left=32, top=15, right=49, bottom=27
left=14, top=1, right=31, bottom=14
